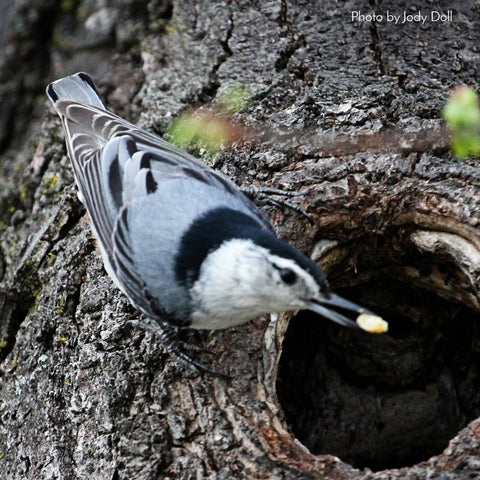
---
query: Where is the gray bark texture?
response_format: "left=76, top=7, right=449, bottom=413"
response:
left=1, top=0, right=480, bottom=479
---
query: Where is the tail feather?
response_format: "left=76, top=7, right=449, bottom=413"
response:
left=46, top=72, right=105, bottom=109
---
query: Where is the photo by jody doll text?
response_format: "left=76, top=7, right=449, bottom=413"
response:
left=351, top=10, right=453, bottom=24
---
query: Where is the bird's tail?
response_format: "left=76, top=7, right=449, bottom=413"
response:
left=46, top=72, right=105, bottom=109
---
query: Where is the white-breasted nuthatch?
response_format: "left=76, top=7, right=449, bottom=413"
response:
left=46, top=73, right=385, bottom=372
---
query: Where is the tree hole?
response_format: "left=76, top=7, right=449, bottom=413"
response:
left=277, top=235, right=480, bottom=471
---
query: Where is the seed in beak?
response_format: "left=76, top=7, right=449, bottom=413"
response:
left=356, top=313, right=389, bottom=333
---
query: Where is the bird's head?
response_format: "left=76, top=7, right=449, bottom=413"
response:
left=189, top=233, right=376, bottom=330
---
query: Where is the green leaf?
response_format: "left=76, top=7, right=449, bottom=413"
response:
left=443, top=86, right=480, bottom=159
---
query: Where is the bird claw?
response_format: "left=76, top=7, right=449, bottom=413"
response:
left=242, top=186, right=307, bottom=198
left=125, top=319, right=229, bottom=378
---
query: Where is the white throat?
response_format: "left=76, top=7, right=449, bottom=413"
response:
left=189, top=239, right=268, bottom=328
left=188, top=238, right=315, bottom=329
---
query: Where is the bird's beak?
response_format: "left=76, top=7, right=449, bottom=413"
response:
left=307, top=293, right=381, bottom=331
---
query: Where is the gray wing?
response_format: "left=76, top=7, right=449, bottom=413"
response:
left=47, top=73, right=272, bottom=321
left=52, top=98, right=271, bottom=225
left=54, top=122, right=161, bottom=318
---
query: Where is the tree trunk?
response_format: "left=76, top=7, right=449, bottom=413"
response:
left=1, top=1, right=480, bottom=479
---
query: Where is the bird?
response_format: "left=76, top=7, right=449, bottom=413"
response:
left=46, top=72, right=386, bottom=373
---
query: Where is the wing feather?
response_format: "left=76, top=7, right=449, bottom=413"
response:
left=47, top=72, right=273, bottom=323
left=55, top=98, right=266, bottom=213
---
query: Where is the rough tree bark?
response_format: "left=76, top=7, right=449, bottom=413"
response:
left=1, top=1, right=480, bottom=479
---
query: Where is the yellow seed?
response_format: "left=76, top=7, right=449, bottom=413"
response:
left=356, top=313, right=388, bottom=334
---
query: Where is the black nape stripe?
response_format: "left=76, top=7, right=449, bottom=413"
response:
left=175, top=208, right=263, bottom=288
left=174, top=207, right=329, bottom=290
left=146, top=170, right=158, bottom=193
left=47, top=84, right=58, bottom=102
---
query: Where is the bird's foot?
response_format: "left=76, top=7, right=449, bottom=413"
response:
left=126, top=319, right=229, bottom=378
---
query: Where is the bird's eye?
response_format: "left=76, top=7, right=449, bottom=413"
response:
left=279, top=268, right=297, bottom=285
